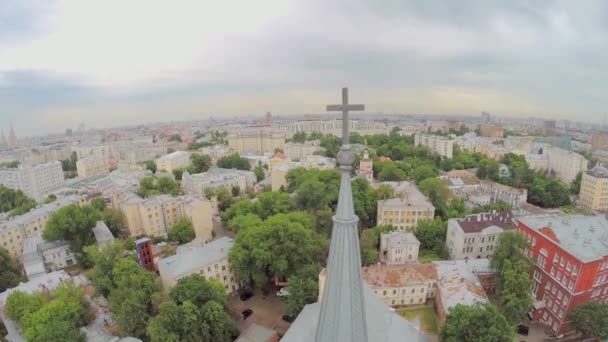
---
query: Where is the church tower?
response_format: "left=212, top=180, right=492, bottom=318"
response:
left=359, top=150, right=373, bottom=183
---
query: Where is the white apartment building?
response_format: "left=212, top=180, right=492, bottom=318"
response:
left=0, top=161, right=65, bottom=200
left=0, top=195, right=82, bottom=259
left=200, top=145, right=231, bottom=160
left=414, top=134, right=454, bottom=159
left=158, top=237, right=240, bottom=292
left=73, top=144, right=117, bottom=160
left=379, top=231, right=420, bottom=265
left=277, top=119, right=357, bottom=135
left=543, top=146, right=589, bottom=184
left=76, top=156, right=109, bottom=178
left=375, top=182, right=435, bottom=231
left=283, top=141, right=320, bottom=161
left=446, top=211, right=515, bottom=260
left=228, top=129, right=286, bottom=155
left=181, top=167, right=257, bottom=198
left=155, top=151, right=191, bottom=174
left=526, top=154, right=549, bottom=172
left=478, top=181, right=528, bottom=208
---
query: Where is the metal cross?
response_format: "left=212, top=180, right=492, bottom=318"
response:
left=326, top=87, right=365, bottom=145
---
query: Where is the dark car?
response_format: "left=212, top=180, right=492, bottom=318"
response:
left=282, top=315, right=294, bottom=323
left=242, top=309, right=253, bottom=319
left=240, top=290, right=254, bottom=301
left=516, top=325, right=529, bottom=336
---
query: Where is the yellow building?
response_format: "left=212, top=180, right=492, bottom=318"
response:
left=76, top=156, right=109, bottom=178
left=228, top=129, right=286, bottom=155
left=114, top=192, right=216, bottom=241
left=579, top=166, right=608, bottom=213
left=155, top=151, right=191, bottom=174
left=376, top=182, right=435, bottom=231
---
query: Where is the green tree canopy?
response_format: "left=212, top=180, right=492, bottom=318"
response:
left=200, top=301, right=240, bottom=341
left=286, top=264, right=322, bottom=317
left=0, top=185, right=37, bottom=216
left=569, top=301, right=608, bottom=339
left=498, top=259, right=533, bottom=325
left=217, top=154, right=251, bottom=171
left=0, top=246, right=25, bottom=292
left=168, top=134, right=182, bottom=142
left=168, top=218, right=196, bottom=243
left=377, top=163, right=407, bottom=181
left=145, top=160, right=157, bottom=173
left=170, top=274, right=228, bottom=308
left=147, top=301, right=211, bottom=342
left=253, top=166, right=265, bottom=182
left=490, top=231, right=532, bottom=271
left=188, top=153, right=212, bottom=173
left=84, top=241, right=123, bottom=297
left=137, top=176, right=180, bottom=197
left=414, top=217, right=446, bottom=250
left=440, top=303, right=515, bottom=342
left=43, top=204, right=102, bottom=265
left=411, top=164, right=439, bottom=183
left=360, top=225, right=395, bottom=265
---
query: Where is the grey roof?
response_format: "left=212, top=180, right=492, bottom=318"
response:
left=157, top=237, right=233, bottom=279
left=0, top=195, right=80, bottom=233
left=433, top=260, right=490, bottom=314
left=381, top=231, right=420, bottom=247
left=235, top=323, right=277, bottom=342
left=282, top=285, right=429, bottom=342
left=517, top=215, right=608, bottom=263
left=587, top=165, right=608, bottom=178
left=92, top=221, right=115, bottom=244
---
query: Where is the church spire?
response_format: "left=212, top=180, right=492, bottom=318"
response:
left=1, top=129, right=6, bottom=146
left=315, top=88, right=368, bottom=342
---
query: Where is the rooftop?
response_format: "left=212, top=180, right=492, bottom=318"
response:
left=381, top=231, right=420, bottom=247
left=375, top=181, right=435, bottom=210
left=157, top=237, right=233, bottom=279
left=433, top=260, right=490, bottom=313
left=517, top=215, right=608, bottom=263
left=92, top=221, right=115, bottom=245
left=587, top=165, right=608, bottom=179
left=453, top=211, right=515, bottom=233
left=446, top=170, right=475, bottom=178
left=156, top=150, right=189, bottom=161
left=0, top=195, right=81, bottom=233
left=235, top=323, right=277, bottom=342
left=362, top=264, right=437, bottom=288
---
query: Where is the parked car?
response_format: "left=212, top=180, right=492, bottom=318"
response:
left=516, top=325, right=529, bottom=336
left=170, top=241, right=180, bottom=245
left=282, top=315, right=294, bottom=323
left=242, top=309, right=253, bottom=319
left=240, top=290, right=254, bottom=301
left=277, top=287, right=290, bottom=297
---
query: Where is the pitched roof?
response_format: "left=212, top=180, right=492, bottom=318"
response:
left=157, top=237, right=233, bottom=279
left=433, top=260, right=490, bottom=313
left=454, top=211, right=515, bottom=233
left=362, top=264, right=437, bottom=287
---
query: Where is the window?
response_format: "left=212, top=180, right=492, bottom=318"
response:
left=560, top=257, right=565, bottom=267
left=563, top=297, right=569, bottom=306
left=573, top=266, right=579, bottom=276
left=566, top=262, right=572, bottom=272
left=550, top=266, right=555, bottom=276
left=383, top=290, right=387, bottom=296
left=411, top=289, right=415, bottom=294
left=393, top=290, right=397, bottom=295
left=553, top=253, right=559, bottom=264
left=568, top=280, right=574, bottom=290
left=542, top=311, right=548, bottom=320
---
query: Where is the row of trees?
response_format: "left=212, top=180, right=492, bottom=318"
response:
left=0, top=185, right=37, bottom=217
left=217, top=153, right=251, bottom=171
left=4, top=282, right=92, bottom=341
left=137, top=176, right=180, bottom=197
left=172, top=153, right=213, bottom=180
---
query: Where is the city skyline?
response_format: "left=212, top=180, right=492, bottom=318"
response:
left=1, top=0, right=608, bottom=135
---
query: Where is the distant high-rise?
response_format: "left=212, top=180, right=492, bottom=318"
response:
left=481, top=111, right=491, bottom=124
left=8, top=123, right=17, bottom=148
left=0, top=129, right=7, bottom=147
left=66, top=128, right=73, bottom=137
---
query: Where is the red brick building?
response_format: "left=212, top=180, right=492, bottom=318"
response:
left=517, top=215, right=608, bottom=335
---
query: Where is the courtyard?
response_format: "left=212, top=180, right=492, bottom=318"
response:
left=228, top=288, right=291, bottom=337
left=397, top=306, right=438, bottom=335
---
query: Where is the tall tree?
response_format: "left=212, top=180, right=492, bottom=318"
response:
left=145, top=160, right=157, bottom=173
left=360, top=225, right=395, bottom=265
left=0, top=246, right=25, bottom=292
left=0, top=185, right=36, bottom=216
left=569, top=301, right=608, bottom=339
left=440, top=303, right=515, bottom=342
left=286, top=264, right=321, bottom=317
left=170, top=274, right=228, bottom=308
left=414, top=218, right=446, bottom=251
left=217, top=154, right=251, bottom=171
left=43, top=204, right=102, bottom=265
left=490, top=231, right=532, bottom=271
left=498, top=259, right=533, bottom=325
left=147, top=301, right=211, bottom=342
left=200, top=301, right=239, bottom=342
left=84, top=241, right=123, bottom=297
left=189, top=153, right=212, bottom=173
left=167, top=218, right=196, bottom=244
left=253, top=166, right=265, bottom=182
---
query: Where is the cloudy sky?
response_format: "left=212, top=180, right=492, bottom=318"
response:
left=1, top=0, right=607, bottom=136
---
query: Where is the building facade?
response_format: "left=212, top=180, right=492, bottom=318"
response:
left=518, top=215, right=608, bottom=335
left=76, top=156, right=109, bottom=178
left=284, top=141, right=320, bottom=161
left=362, top=265, right=437, bottom=307
left=478, top=180, right=528, bottom=208
left=446, top=211, right=515, bottom=260
left=358, top=150, right=373, bottom=183
left=376, top=182, right=435, bottom=231
left=543, top=146, right=588, bottom=184
left=181, top=168, right=257, bottom=198
left=155, top=151, right=191, bottom=174
left=0, top=161, right=65, bottom=200
left=591, top=132, right=608, bottom=152
left=0, top=195, right=82, bottom=259
left=579, top=165, right=608, bottom=213
left=479, top=124, right=505, bottom=138
left=379, top=231, right=420, bottom=265
left=268, top=152, right=291, bottom=171
left=228, top=129, right=286, bottom=155
left=414, top=134, right=454, bottom=159
left=158, top=237, right=240, bottom=292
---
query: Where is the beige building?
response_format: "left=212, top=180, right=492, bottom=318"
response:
left=319, top=264, right=437, bottom=308
left=479, top=124, right=504, bottom=138
left=155, top=151, right=191, bottom=174
left=284, top=141, right=320, bottom=161
left=271, top=162, right=302, bottom=192
left=76, top=156, right=109, bottom=178
left=228, top=129, right=286, bottom=155
left=0, top=195, right=82, bottom=260
left=414, top=134, right=454, bottom=159
left=375, top=182, right=435, bottom=231
left=181, top=168, right=257, bottom=198
left=579, top=165, right=608, bottom=213
left=592, top=132, right=608, bottom=152
left=113, top=192, right=216, bottom=241
left=379, top=231, right=420, bottom=265
left=158, top=237, right=239, bottom=292
left=268, top=152, right=291, bottom=171
left=544, top=146, right=588, bottom=184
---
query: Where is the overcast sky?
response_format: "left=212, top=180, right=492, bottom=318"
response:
left=1, top=0, right=607, bottom=136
